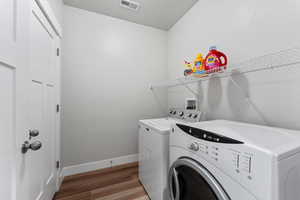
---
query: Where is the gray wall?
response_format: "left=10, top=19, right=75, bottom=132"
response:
left=168, top=0, right=300, bottom=130
left=62, top=6, right=167, bottom=167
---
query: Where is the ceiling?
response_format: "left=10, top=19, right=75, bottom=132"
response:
left=63, top=0, right=199, bottom=30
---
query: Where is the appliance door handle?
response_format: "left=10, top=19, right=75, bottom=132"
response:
left=173, top=168, right=180, bottom=200
left=169, top=167, right=180, bottom=200
left=169, top=158, right=230, bottom=200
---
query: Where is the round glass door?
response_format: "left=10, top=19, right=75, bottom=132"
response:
left=169, top=158, right=230, bottom=200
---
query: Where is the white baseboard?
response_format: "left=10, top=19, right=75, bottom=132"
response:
left=57, top=169, right=64, bottom=191
left=38, top=175, right=56, bottom=200
left=62, top=154, right=138, bottom=177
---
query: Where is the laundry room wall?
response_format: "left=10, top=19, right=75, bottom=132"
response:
left=167, top=0, right=300, bottom=130
left=62, top=6, right=167, bottom=167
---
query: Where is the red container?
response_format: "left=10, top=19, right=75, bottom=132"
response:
left=204, top=46, right=227, bottom=73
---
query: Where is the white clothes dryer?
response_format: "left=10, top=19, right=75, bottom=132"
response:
left=169, top=120, right=300, bottom=200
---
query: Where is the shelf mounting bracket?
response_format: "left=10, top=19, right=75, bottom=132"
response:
left=177, top=79, right=200, bottom=97
left=228, top=76, right=269, bottom=125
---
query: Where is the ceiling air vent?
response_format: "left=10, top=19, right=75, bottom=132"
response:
left=120, top=0, right=140, bottom=11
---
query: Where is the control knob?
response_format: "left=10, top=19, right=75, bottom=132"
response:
left=179, top=112, right=184, bottom=117
left=188, top=142, right=199, bottom=151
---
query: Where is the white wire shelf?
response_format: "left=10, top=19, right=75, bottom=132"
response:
left=150, top=47, right=300, bottom=89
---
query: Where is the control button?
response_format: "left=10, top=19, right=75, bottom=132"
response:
left=188, top=114, right=192, bottom=118
left=241, top=155, right=252, bottom=174
left=207, top=135, right=213, bottom=140
left=173, top=111, right=177, bottom=115
left=232, top=153, right=240, bottom=169
left=248, top=157, right=252, bottom=173
left=203, top=134, right=207, bottom=139
left=212, top=157, right=218, bottom=161
left=193, top=114, right=198, bottom=119
left=212, top=147, right=219, bottom=151
left=179, top=112, right=184, bottom=117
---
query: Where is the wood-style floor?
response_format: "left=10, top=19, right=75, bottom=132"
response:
left=53, top=162, right=149, bottom=200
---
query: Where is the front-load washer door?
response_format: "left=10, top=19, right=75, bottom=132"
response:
left=169, top=158, right=230, bottom=200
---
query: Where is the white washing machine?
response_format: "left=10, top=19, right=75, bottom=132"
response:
left=169, top=120, right=300, bottom=200
left=139, top=109, right=203, bottom=200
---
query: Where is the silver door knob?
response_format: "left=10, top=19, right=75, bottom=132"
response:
left=22, top=141, right=42, bottom=154
left=29, top=129, right=39, bottom=139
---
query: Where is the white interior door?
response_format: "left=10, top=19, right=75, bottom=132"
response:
left=1, top=0, right=60, bottom=199
left=25, top=1, right=59, bottom=200
left=0, top=0, right=17, bottom=199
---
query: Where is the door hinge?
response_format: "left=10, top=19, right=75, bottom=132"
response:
left=56, top=104, right=60, bottom=113
left=56, top=48, right=60, bottom=56
left=56, top=161, right=60, bottom=169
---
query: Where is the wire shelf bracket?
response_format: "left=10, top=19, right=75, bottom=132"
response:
left=177, top=78, right=200, bottom=97
left=228, top=76, right=269, bottom=125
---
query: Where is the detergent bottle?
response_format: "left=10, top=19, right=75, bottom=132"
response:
left=184, top=60, right=193, bottom=76
left=193, top=54, right=206, bottom=77
left=204, top=46, right=228, bottom=73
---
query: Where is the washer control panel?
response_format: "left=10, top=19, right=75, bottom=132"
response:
left=175, top=124, right=255, bottom=180
left=169, top=109, right=203, bottom=122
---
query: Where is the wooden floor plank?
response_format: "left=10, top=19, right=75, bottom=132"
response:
left=132, top=196, right=150, bottom=200
left=57, top=168, right=138, bottom=198
left=54, top=191, right=91, bottom=200
left=61, top=166, right=138, bottom=189
left=63, top=162, right=138, bottom=183
left=53, top=162, right=149, bottom=200
left=94, top=187, right=145, bottom=200
left=91, top=178, right=141, bottom=199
